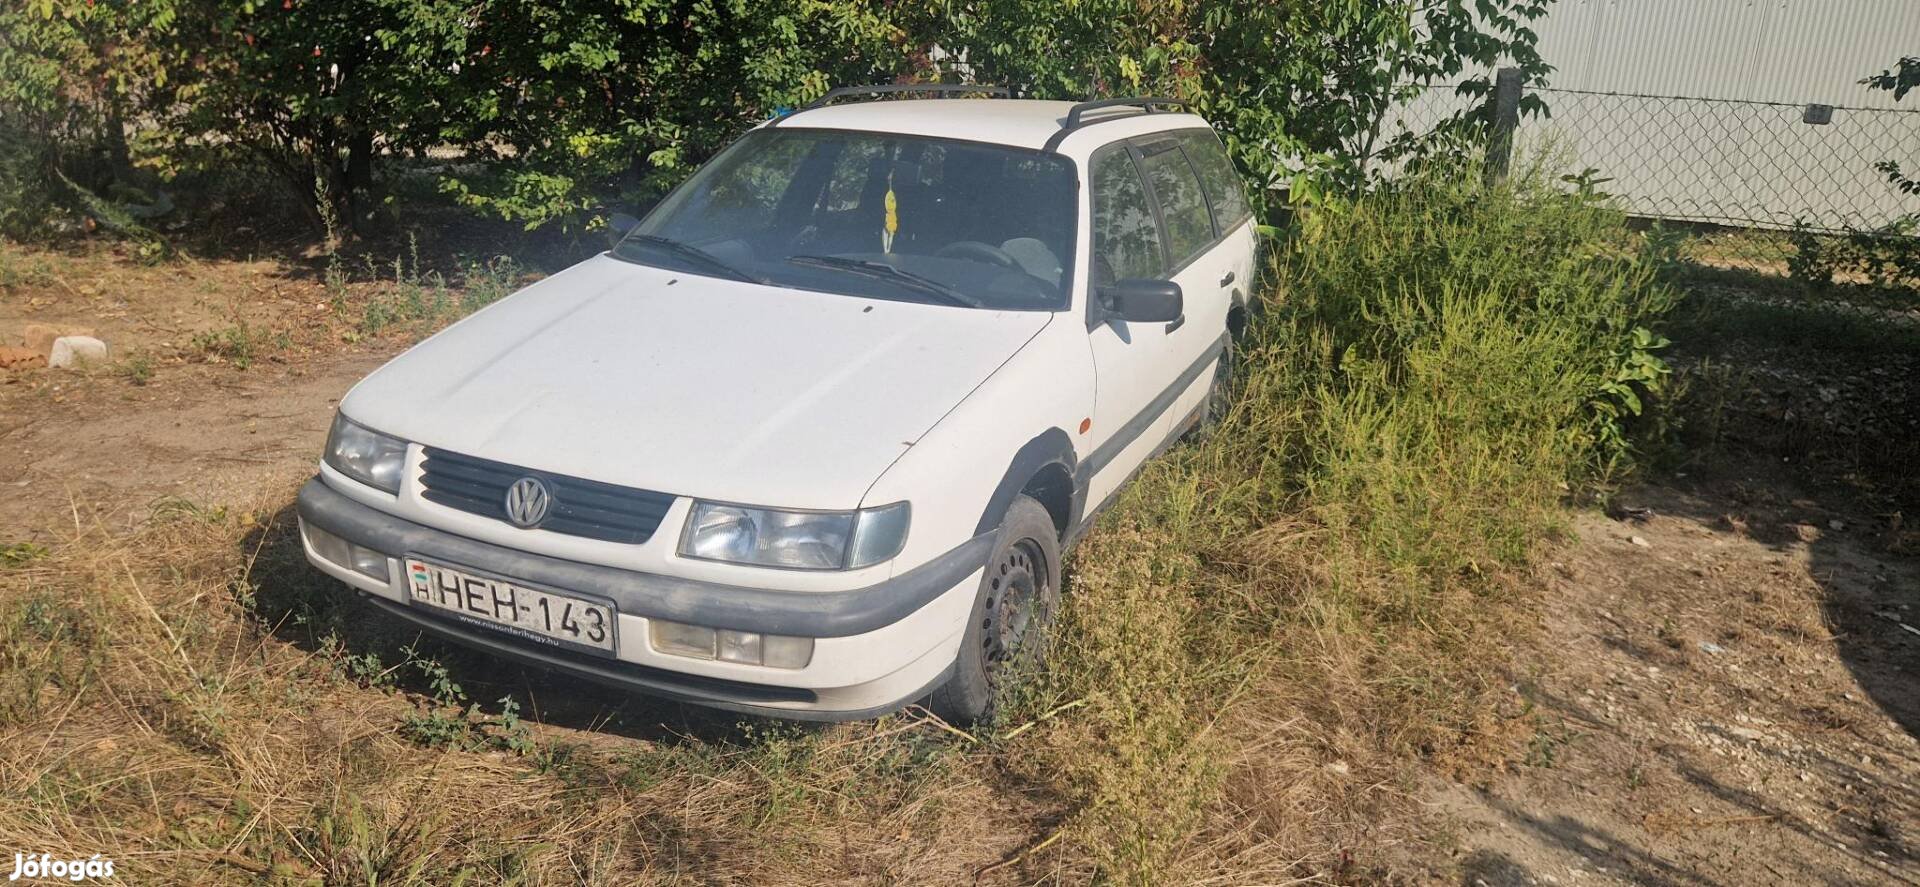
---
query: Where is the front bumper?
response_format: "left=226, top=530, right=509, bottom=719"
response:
left=295, top=477, right=989, bottom=720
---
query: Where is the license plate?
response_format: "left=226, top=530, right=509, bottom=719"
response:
left=403, top=557, right=616, bottom=656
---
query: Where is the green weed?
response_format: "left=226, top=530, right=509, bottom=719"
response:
left=0, top=247, right=55, bottom=289
left=395, top=648, right=536, bottom=754
left=460, top=255, right=521, bottom=309
left=0, top=542, right=48, bottom=568
left=117, top=352, right=154, bottom=385
left=1787, top=217, right=1920, bottom=293
left=1018, top=159, right=1678, bottom=883
left=190, top=321, right=262, bottom=369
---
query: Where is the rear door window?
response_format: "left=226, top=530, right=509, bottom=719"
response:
left=1175, top=129, right=1252, bottom=231
left=1134, top=137, right=1214, bottom=269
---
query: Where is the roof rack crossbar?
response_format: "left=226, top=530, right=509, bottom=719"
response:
left=1062, top=97, right=1189, bottom=130
left=1041, top=97, right=1191, bottom=151
left=801, top=83, right=1011, bottom=111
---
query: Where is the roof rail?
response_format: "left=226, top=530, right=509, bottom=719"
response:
left=800, top=83, right=1011, bottom=111
left=1043, top=97, right=1191, bottom=151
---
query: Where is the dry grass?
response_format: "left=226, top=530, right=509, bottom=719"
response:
left=0, top=489, right=1045, bottom=884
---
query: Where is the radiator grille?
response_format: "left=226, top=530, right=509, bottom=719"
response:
left=419, top=447, right=676, bottom=544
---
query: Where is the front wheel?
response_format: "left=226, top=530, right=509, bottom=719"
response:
left=927, top=495, right=1061, bottom=725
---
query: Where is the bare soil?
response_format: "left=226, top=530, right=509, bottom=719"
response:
left=3, top=243, right=1917, bottom=884
left=0, top=244, right=327, bottom=359
left=1428, top=473, right=1920, bottom=886
left=0, top=240, right=446, bottom=536
left=0, top=352, right=395, bottom=537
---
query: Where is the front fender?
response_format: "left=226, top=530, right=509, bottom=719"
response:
left=858, top=315, right=1094, bottom=574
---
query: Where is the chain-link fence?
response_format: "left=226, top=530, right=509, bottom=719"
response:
left=1390, top=77, right=1920, bottom=299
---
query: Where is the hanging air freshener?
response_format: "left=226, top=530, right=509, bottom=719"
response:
left=882, top=170, right=898, bottom=253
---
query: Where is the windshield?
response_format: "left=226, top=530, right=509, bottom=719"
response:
left=613, top=128, right=1078, bottom=310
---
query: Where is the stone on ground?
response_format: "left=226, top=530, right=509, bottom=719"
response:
left=49, top=335, right=109, bottom=368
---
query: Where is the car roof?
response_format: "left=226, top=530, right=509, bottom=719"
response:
left=767, top=98, right=1211, bottom=152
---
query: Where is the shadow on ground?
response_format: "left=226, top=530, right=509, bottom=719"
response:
left=242, top=501, right=787, bottom=747
left=1434, top=455, right=1920, bottom=884
left=1656, top=467, right=1920, bottom=855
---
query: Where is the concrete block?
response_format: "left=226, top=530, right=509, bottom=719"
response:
left=49, top=335, right=108, bottom=368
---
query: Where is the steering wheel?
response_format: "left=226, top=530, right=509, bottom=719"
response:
left=935, top=240, right=1022, bottom=270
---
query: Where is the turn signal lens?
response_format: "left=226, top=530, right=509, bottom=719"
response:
left=302, top=520, right=390, bottom=582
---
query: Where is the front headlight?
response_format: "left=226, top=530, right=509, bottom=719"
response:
left=324, top=413, right=408, bottom=493
left=680, top=501, right=909, bottom=570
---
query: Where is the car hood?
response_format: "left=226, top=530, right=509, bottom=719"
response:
left=342, top=255, right=1051, bottom=508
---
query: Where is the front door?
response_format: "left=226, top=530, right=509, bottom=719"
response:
left=1081, top=141, right=1188, bottom=511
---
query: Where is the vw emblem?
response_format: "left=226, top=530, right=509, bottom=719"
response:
left=503, top=477, right=552, bottom=528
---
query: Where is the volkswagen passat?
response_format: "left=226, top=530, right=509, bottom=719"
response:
left=296, top=88, right=1258, bottom=722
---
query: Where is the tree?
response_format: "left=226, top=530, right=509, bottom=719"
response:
left=917, top=0, right=1553, bottom=213
left=1864, top=55, right=1919, bottom=195
left=426, top=0, right=909, bottom=230
left=153, top=0, right=478, bottom=235
left=5, top=0, right=1558, bottom=239
left=0, top=0, right=185, bottom=235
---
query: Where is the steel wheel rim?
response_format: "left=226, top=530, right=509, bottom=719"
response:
left=981, top=539, right=1046, bottom=683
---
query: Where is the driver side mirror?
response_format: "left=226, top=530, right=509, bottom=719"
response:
left=1099, top=279, right=1184, bottom=325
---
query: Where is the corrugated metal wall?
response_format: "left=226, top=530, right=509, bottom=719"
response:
left=1535, top=0, right=1920, bottom=109
left=1388, top=0, right=1920, bottom=230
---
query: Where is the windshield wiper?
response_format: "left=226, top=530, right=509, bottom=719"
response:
left=785, top=255, right=981, bottom=308
left=620, top=234, right=761, bottom=283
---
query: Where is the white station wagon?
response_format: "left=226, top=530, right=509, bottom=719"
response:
left=297, top=87, right=1258, bottom=722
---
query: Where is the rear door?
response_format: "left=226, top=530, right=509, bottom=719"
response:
left=1173, top=128, right=1258, bottom=320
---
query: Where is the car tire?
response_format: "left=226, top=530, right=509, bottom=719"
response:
left=927, top=494, right=1062, bottom=726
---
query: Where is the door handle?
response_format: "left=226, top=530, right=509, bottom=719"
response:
left=1219, top=271, right=1236, bottom=287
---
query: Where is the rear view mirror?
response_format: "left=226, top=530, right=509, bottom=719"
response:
left=1099, top=279, right=1183, bottom=324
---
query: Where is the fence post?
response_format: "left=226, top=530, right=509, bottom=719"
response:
left=1486, top=66, right=1523, bottom=184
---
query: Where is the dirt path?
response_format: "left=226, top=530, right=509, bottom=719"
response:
left=1432, top=477, right=1920, bottom=885
left=1, top=352, right=391, bottom=539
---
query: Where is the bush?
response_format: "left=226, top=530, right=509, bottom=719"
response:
left=1017, top=162, right=1678, bottom=882
left=1786, top=218, right=1920, bottom=295
left=1274, top=161, right=1678, bottom=564
left=0, top=119, right=60, bottom=239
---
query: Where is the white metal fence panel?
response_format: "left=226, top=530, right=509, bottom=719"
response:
left=1383, top=0, right=1920, bottom=232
